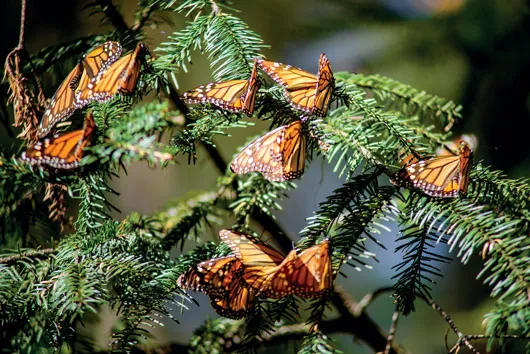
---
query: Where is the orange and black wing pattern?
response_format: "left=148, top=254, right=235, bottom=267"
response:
left=219, top=229, right=285, bottom=292
left=77, top=43, right=145, bottom=104
left=23, top=112, right=96, bottom=169
left=393, top=141, right=473, bottom=198
left=177, top=256, right=255, bottom=319
left=230, top=120, right=306, bottom=182
left=220, top=229, right=333, bottom=299
left=257, top=53, right=334, bottom=117
left=219, top=229, right=285, bottom=267
left=37, top=41, right=121, bottom=138
left=266, top=240, right=333, bottom=299
left=183, top=59, right=261, bottom=116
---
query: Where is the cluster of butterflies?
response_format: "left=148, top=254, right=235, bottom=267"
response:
left=21, top=41, right=146, bottom=169
left=183, top=54, right=334, bottom=182
left=178, top=229, right=333, bottom=319
left=183, top=53, right=475, bottom=198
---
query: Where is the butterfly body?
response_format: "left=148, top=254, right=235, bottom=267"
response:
left=257, top=53, right=334, bottom=117
left=23, top=112, right=96, bottom=169
left=230, top=120, right=306, bottom=182
left=182, top=59, right=260, bottom=116
left=394, top=141, right=473, bottom=198
left=37, top=41, right=122, bottom=138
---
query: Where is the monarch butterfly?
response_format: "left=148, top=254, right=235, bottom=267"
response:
left=183, top=59, right=261, bottom=116
left=37, top=41, right=122, bottom=138
left=392, top=140, right=473, bottom=198
left=177, top=256, right=255, bottom=319
left=219, top=229, right=333, bottom=299
left=23, top=112, right=96, bottom=169
left=76, top=43, right=146, bottom=104
left=230, top=120, right=306, bottom=182
left=265, top=240, right=332, bottom=299
left=257, top=53, right=334, bottom=117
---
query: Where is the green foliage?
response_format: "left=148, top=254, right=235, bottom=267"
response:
left=299, top=332, right=342, bottom=354
left=189, top=318, right=246, bottom=354
left=230, top=173, right=296, bottom=227
left=155, top=4, right=267, bottom=84
left=301, top=170, right=396, bottom=271
left=392, top=196, right=452, bottom=315
left=2, top=0, right=530, bottom=353
left=342, top=72, right=462, bottom=130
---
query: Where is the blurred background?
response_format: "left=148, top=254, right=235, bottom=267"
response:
left=2, top=0, right=530, bottom=352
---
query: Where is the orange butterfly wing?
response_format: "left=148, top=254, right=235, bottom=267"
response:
left=257, top=53, right=334, bottom=117
left=23, top=112, right=96, bottom=169
left=266, top=241, right=332, bottom=299
left=37, top=41, right=122, bottom=138
left=313, top=53, right=334, bottom=117
left=219, top=229, right=285, bottom=292
left=220, top=229, right=333, bottom=299
left=77, top=43, right=145, bottom=104
left=183, top=59, right=260, bottom=116
left=177, top=256, right=255, bottom=319
left=394, top=141, right=473, bottom=197
left=37, top=64, right=83, bottom=138
left=230, top=120, right=306, bottom=182
left=219, top=229, right=285, bottom=267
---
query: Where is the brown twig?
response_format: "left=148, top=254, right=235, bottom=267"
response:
left=354, top=286, right=393, bottom=316
left=332, top=284, right=402, bottom=354
left=383, top=310, right=400, bottom=354
left=448, top=334, right=530, bottom=353
left=0, top=248, right=55, bottom=265
left=421, top=296, right=479, bottom=354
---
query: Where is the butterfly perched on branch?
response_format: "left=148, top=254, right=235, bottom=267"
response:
left=177, top=256, right=256, bottom=319
left=230, top=120, right=306, bottom=182
left=23, top=111, right=96, bottom=169
left=182, top=59, right=261, bottom=116
left=219, top=229, right=333, bottom=299
left=76, top=42, right=147, bottom=105
left=37, top=41, right=122, bottom=138
left=392, top=140, right=473, bottom=198
left=257, top=53, right=334, bottom=117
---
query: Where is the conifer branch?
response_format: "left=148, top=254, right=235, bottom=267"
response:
left=189, top=286, right=403, bottom=354
left=4, top=1, right=530, bottom=352
left=337, top=72, right=462, bottom=130
left=0, top=248, right=55, bottom=265
left=392, top=200, right=452, bottom=315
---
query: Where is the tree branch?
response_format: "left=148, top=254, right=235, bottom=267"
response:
left=384, top=310, right=400, bottom=354
left=331, top=284, right=402, bottom=354
left=0, top=248, right=55, bottom=265
left=420, top=296, right=479, bottom=354
left=354, top=286, right=393, bottom=316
